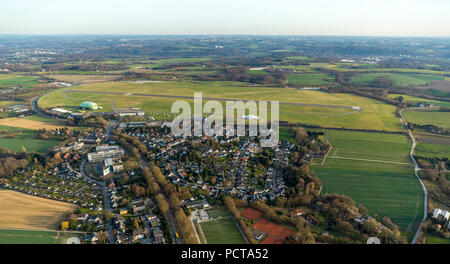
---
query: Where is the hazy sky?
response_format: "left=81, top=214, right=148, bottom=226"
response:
left=1, top=0, right=449, bottom=36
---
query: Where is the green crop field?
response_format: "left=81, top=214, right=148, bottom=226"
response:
left=322, top=130, right=412, bottom=162
left=0, top=229, right=76, bottom=244
left=200, top=218, right=246, bottom=244
left=248, top=70, right=268, bottom=75
left=285, top=56, right=309, bottom=61
left=287, top=73, right=333, bottom=86
left=38, top=81, right=403, bottom=131
left=0, top=132, right=60, bottom=153
left=312, top=130, right=424, bottom=233
left=351, top=73, right=444, bottom=86
left=414, top=142, right=450, bottom=159
left=0, top=75, right=40, bottom=88
left=149, top=57, right=211, bottom=65
left=403, top=110, right=450, bottom=129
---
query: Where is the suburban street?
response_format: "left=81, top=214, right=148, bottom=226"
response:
left=139, top=158, right=181, bottom=244
left=80, top=161, right=115, bottom=244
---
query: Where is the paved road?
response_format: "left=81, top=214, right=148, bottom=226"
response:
left=399, top=109, right=428, bottom=244
left=31, top=96, right=58, bottom=119
left=80, top=161, right=115, bottom=244
left=62, top=90, right=363, bottom=111
left=189, top=211, right=203, bottom=244
left=166, top=213, right=182, bottom=244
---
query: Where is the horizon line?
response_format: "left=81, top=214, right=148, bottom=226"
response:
left=0, top=33, right=450, bottom=39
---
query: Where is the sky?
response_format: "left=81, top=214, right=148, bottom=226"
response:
left=0, top=0, right=449, bottom=36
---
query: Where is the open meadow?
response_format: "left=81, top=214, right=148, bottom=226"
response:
left=351, top=73, right=445, bottom=86
left=414, top=135, right=450, bottom=159
left=0, top=74, right=40, bottom=88
left=0, top=133, right=60, bottom=153
left=287, top=73, right=333, bottom=86
left=312, top=130, right=424, bottom=233
left=403, top=110, right=450, bottom=129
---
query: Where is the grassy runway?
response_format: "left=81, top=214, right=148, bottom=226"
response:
left=39, top=81, right=403, bottom=131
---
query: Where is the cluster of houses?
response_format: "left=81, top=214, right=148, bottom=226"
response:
left=432, top=208, right=450, bottom=230
left=99, top=176, right=167, bottom=244
left=64, top=213, right=105, bottom=236
left=119, top=123, right=292, bottom=202
left=112, top=199, right=166, bottom=244
left=2, top=165, right=102, bottom=209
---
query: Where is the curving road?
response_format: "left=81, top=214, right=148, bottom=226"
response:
left=399, top=109, right=428, bottom=244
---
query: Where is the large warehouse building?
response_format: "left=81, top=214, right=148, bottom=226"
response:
left=80, top=101, right=99, bottom=110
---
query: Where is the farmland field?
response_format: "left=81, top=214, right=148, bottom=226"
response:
left=0, top=135, right=59, bottom=153
left=287, top=73, right=333, bottom=86
left=414, top=141, right=450, bottom=159
left=0, top=116, right=68, bottom=130
left=312, top=63, right=450, bottom=75
left=44, top=74, right=120, bottom=84
left=0, top=75, right=40, bottom=88
left=200, top=218, right=246, bottom=244
left=0, top=190, right=76, bottom=230
left=38, top=81, right=403, bottom=131
left=312, top=130, right=423, bottom=232
left=402, top=110, right=450, bottom=129
left=414, top=135, right=450, bottom=159
left=351, top=73, right=444, bottom=86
